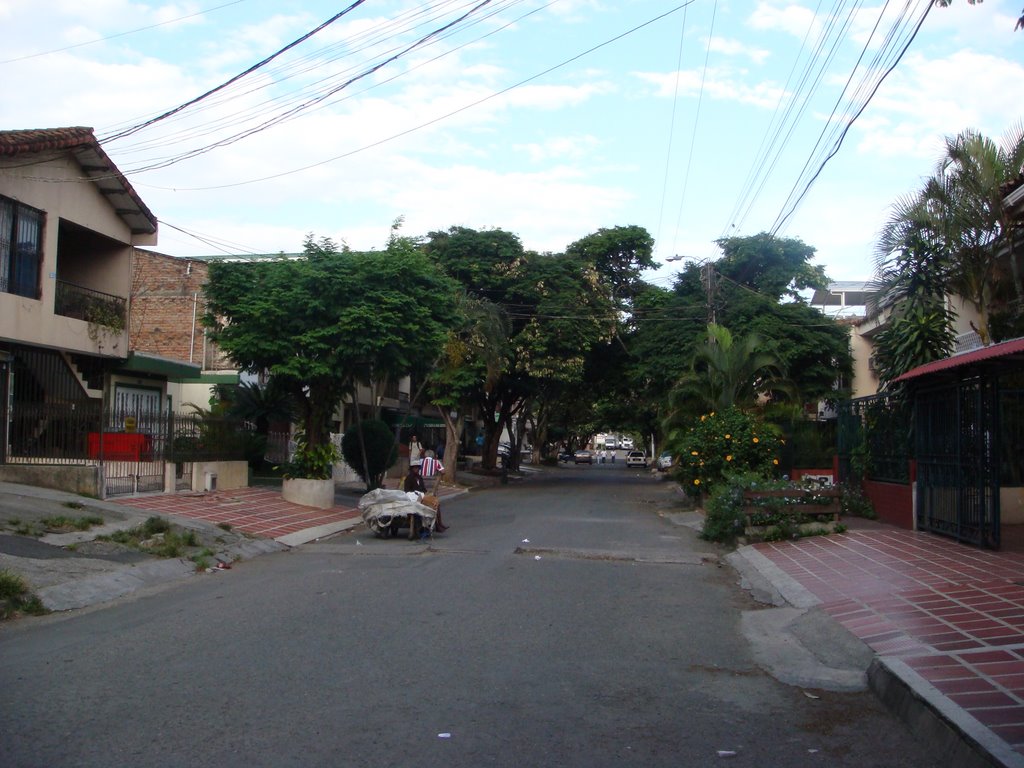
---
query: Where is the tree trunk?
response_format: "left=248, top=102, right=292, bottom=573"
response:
left=440, top=408, right=461, bottom=485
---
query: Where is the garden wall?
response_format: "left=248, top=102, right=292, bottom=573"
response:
left=862, top=479, right=913, bottom=529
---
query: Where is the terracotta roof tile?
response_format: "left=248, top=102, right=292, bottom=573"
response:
left=0, top=126, right=157, bottom=235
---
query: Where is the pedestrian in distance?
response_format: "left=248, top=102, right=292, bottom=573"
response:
left=408, top=434, right=424, bottom=465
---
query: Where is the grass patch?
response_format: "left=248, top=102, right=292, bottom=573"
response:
left=0, top=569, right=48, bottom=620
left=39, top=515, right=105, bottom=533
left=3, top=513, right=105, bottom=537
left=217, top=522, right=233, bottom=532
left=97, top=516, right=206, bottom=559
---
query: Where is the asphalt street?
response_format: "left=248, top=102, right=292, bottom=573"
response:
left=0, top=465, right=944, bottom=767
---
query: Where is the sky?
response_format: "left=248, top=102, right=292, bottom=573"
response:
left=2, top=0, right=1022, bottom=290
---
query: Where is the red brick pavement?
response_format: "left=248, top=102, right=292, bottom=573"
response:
left=110, top=482, right=466, bottom=542
left=754, top=529, right=1024, bottom=755
left=111, top=487, right=361, bottom=540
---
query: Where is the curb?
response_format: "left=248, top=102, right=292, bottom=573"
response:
left=276, top=516, right=363, bottom=547
left=731, top=542, right=1023, bottom=768
left=34, top=538, right=286, bottom=612
left=869, top=657, right=1024, bottom=768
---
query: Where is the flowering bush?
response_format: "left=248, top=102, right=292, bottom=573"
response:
left=673, top=407, right=783, bottom=497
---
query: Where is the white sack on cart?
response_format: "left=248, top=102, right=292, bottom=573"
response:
left=358, top=488, right=436, bottom=534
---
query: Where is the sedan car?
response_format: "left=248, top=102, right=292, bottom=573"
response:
left=574, top=449, right=593, bottom=464
left=657, top=451, right=674, bottom=471
left=625, top=450, right=648, bottom=468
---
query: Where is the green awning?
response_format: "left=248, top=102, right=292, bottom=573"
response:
left=119, top=352, right=202, bottom=381
left=178, top=371, right=240, bottom=384
left=382, top=410, right=446, bottom=430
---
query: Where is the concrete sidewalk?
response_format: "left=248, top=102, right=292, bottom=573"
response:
left=732, top=527, right=1024, bottom=768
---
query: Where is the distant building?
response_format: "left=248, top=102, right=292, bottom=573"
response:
left=810, top=281, right=870, bottom=320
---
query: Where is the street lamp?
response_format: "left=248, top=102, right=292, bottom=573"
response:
left=665, top=255, right=717, bottom=325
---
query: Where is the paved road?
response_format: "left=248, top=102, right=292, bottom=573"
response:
left=0, top=466, right=942, bottom=767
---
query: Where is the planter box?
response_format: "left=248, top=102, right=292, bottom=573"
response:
left=282, top=477, right=335, bottom=509
left=745, top=521, right=840, bottom=541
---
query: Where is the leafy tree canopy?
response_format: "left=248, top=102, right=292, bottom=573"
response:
left=204, top=235, right=460, bottom=447
left=565, top=224, right=656, bottom=304
left=714, top=232, right=828, bottom=301
left=625, top=234, right=850, bottom=434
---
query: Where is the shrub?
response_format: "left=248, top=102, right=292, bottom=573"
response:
left=279, top=433, right=338, bottom=480
left=673, top=407, right=783, bottom=497
left=0, top=570, right=48, bottom=619
left=839, top=482, right=877, bottom=519
left=700, top=472, right=791, bottom=543
left=341, top=419, right=398, bottom=489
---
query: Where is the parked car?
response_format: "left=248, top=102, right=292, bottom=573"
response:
left=621, top=437, right=634, bottom=450
left=657, top=451, right=673, bottom=471
left=574, top=449, right=593, bottom=464
left=625, top=450, right=647, bottom=468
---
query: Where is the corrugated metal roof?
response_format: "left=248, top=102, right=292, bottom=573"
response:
left=894, top=337, right=1024, bottom=382
left=0, top=127, right=157, bottom=236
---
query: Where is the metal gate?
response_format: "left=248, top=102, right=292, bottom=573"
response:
left=100, top=406, right=168, bottom=497
left=915, top=376, right=1000, bottom=549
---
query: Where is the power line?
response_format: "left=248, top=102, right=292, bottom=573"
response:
left=134, top=1, right=697, bottom=191
left=100, top=0, right=370, bottom=144
left=670, top=0, right=717, bottom=256
left=770, top=0, right=934, bottom=235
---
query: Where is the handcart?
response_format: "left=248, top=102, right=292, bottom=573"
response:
left=358, top=488, right=437, bottom=539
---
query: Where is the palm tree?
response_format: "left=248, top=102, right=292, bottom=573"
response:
left=665, top=324, right=792, bottom=417
left=875, top=124, right=1024, bottom=346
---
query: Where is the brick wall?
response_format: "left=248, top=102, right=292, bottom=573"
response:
left=130, top=249, right=229, bottom=367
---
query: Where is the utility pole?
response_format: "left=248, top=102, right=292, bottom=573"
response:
left=702, top=263, right=715, bottom=326
left=668, top=253, right=716, bottom=326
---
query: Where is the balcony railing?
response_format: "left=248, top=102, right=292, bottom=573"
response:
left=54, top=280, right=126, bottom=331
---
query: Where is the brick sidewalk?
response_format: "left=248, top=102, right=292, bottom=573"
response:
left=111, top=487, right=361, bottom=540
left=111, top=482, right=468, bottom=542
left=755, top=529, right=1024, bottom=756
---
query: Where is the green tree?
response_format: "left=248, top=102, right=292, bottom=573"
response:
left=565, top=224, right=656, bottom=306
left=423, top=226, right=614, bottom=470
left=626, top=235, right=850, bottom=448
left=876, top=125, right=1024, bottom=345
left=871, top=231, right=956, bottom=384
left=204, top=235, right=459, bottom=466
left=341, top=419, right=398, bottom=490
left=665, top=323, right=791, bottom=421
left=426, top=291, right=510, bottom=481
left=670, top=407, right=783, bottom=497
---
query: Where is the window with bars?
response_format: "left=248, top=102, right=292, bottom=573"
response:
left=0, top=195, right=44, bottom=299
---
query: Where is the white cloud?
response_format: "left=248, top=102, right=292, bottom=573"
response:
left=748, top=2, right=819, bottom=38
left=635, top=68, right=787, bottom=110
left=852, top=49, right=1024, bottom=159
left=708, top=36, right=771, bottom=64
left=514, top=134, right=602, bottom=163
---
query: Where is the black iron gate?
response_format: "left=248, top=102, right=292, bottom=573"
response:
left=915, top=376, right=1000, bottom=549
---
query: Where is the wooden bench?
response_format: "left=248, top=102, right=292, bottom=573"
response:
left=742, top=488, right=842, bottom=532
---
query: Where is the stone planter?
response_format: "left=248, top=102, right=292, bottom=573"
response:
left=282, top=477, right=335, bottom=509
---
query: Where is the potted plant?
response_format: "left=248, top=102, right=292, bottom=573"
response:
left=280, top=433, right=338, bottom=509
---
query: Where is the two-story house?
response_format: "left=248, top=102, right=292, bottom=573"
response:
left=0, top=127, right=212, bottom=495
